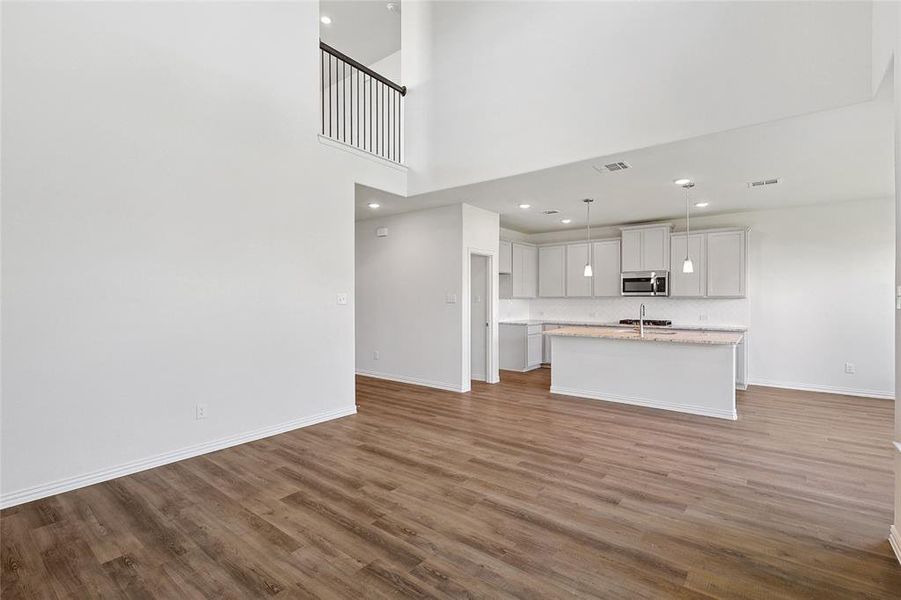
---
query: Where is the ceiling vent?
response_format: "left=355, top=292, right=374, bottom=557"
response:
left=593, top=161, right=632, bottom=174
left=748, top=178, right=780, bottom=188
left=541, top=209, right=561, bottom=215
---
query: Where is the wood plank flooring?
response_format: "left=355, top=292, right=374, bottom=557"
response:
left=2, top=369, right=899, bottom=598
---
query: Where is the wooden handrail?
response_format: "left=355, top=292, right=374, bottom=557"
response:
left=319, top=41, right=406, bottom=96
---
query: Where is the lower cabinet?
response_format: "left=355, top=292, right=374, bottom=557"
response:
left=499, top=324, right=543, bottom=372
left=542, top=324, right=561, bottom=363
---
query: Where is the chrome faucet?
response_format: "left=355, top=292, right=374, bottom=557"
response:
left=639, top=303, right=646, bottom=338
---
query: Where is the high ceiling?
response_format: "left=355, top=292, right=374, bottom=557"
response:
left=357, top=87, right=893, bottom=233
left=319, top=1, right=401, bottom=67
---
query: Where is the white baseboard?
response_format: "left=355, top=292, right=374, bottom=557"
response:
left=499, top=365, right=542, bottom=373
left=356, top=369, right=466, bottom=392
left=890, top=525, right=901, bottom=566
left=550, top=386, right=737, bottom=421
left=0, top=406, right=356, bottom=510
left=747, top=379, right=894, bottom=400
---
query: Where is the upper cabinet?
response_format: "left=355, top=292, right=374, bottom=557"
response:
left=511, top=242, right=538, bottom=298
left=565, top=244, right=591, bottom=297
left=538, top=246, right=566, bottom=297
left=591, top=240, right=622, bottom=297
left=499, top=240, right=513, bottom=274
left=620, top=224, right=672, bottom=272
left=670, top=228, right=747, bottom=298
left=706, top=230, right=747, bottom=297
left=670, top=233, right=707, bottom=297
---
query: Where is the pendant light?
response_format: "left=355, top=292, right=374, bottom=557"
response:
left=583, top=199, right=594, bottom=277
left=681, top=182, right=695, bottom=274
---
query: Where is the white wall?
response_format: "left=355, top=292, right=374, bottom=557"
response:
left=356, top=203, right=499, bottom=391
left=461, top=204, right=500, bottom=386
left=403, top=1, right=873, bottom=194
left=504, top=198, right=895, bottom=399
left=356, top=204, right=464, bottom=390
left=1, top=2, right=406, bottom=507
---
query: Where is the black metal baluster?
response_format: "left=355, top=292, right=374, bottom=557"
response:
left=320, top=50, right=324, bottom=135
left=328, top=55, right=333, bottom=137
left=389, top=87, right=393, bottom=161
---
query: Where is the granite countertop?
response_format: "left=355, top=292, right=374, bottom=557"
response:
left=499, top=319, right=748, bottom=333
left=545, top=325, right=744, bottom=345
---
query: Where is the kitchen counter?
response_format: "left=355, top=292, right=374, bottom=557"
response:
left=547, top=325, right=743, bottom=346
left=499, top=319, right=747, bottom=332
left=547, top=326, right=739, bottom=420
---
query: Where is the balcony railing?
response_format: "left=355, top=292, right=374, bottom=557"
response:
left=320, top=41, right=406, bottom=164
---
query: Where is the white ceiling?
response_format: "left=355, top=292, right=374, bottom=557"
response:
left=357, top=89, right=894, bottom=233
left=320, top=1, right=401, bottom=67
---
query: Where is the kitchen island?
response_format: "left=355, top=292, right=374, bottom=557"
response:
left=545, top=326, right=744, bottom=420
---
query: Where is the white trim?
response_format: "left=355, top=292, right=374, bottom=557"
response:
left=0, top=406, right=357, bottom=510
left=501, top=365, right=543, bottom=373
left=748, top=378, right=894, bottom=400
left=356, top=369, right=466, bottom=392
left=317, top=134, right=408, bottom=171
left=894, top=441, right=901, bottom=453
left=550, top=386, right=738, bottom=420
left=890, top=525, right=901, bottom=567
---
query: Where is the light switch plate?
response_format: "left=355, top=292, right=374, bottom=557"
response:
left=337, top=293, right=348, bottom=305
left=445, top=293, right=457, bottom=304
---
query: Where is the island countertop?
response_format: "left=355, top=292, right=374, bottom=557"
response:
left=545, top=325, right=744, bottom=345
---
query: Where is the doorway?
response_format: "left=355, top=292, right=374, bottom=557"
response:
left=470, top=254, right=490, bottom=382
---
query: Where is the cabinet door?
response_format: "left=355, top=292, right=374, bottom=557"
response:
left=707, top=231, right=746, bottom=297
left=527, top=333, right=542, bottom=367
left=670, top=233, right=706, bottom=297
left=499, top=240, right=513, bottom=274
left=538, top=246, right=566, bottom=297
left=511, top=243, right=526, bottom=297
left=592, top=240, right=621, bottom=296
left=566, top=243, right=592, bottom=297
left=621, top=230, right=642, bottom=272
left=642, top=227, right=669, bottom=271
left=523, top=245, right=538, bottom=298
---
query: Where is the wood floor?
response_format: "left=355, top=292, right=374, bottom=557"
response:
left=2, top=369, right=899, bottom=599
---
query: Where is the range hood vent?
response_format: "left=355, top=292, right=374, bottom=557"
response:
left=593, top=161, right=632, bottom=173
left=541, top=209, right=561, bottom=215
left=748, top=178, right=780, bottom=188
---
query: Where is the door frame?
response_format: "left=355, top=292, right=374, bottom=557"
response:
left=464, top=248, right=499, bottom=390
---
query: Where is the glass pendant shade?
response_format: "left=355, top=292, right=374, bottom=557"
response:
left=682, top=257, right=694, bottom=274
left=583, top=263, right=593, bottom=277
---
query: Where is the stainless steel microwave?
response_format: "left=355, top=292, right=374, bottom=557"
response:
left=621, top=271, right=669, bottom=296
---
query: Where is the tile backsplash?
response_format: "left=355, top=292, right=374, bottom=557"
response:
left=501, top=297, right=749, bottom=327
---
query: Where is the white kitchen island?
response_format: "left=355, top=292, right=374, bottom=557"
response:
left=546, top=326, right=744, bottom=420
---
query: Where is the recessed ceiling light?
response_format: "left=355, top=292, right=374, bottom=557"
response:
left=560, top=218, right=572, bottom=224
left=320, top=16, right=332, bottom=24
left=518, top=204, right=531, bottom=209
left=367, top=202, right=380, bottom=209
left=694, top=202, right=709, bottom=208
left=673, top=178, right=692, bottom=186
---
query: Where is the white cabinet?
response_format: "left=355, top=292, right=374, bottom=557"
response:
left=527, top=333, right=542, bottom=367
left=621, top=230, right=643, bottom=272
left=670, top=233, right=707, bottom=297
left=566, top=240, right=620, bottom=297
left=511, top=243, right=538, bottom=298
left=500, top=324, right=542, bottom=372
left=591, top=239, right=621, bottom=296
left=620, top=225, right=671, bottom=272
left=538, top=246, right=566, bottom=297
left=707, top=230, right=746, bottom=298
left=566, top=244, right=592, bottom=297
left=499, top=240, right=513, bottom=274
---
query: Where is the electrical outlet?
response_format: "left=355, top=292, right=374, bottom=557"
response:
left=336, top=293, right=348, bottom=305
left=373, top=350, right=380, bottom=360
left=699, top=314, right=709, bottom=321
left=844, top=362, right=855, bottom=375
left=195, top=403, right=208, bottom=420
